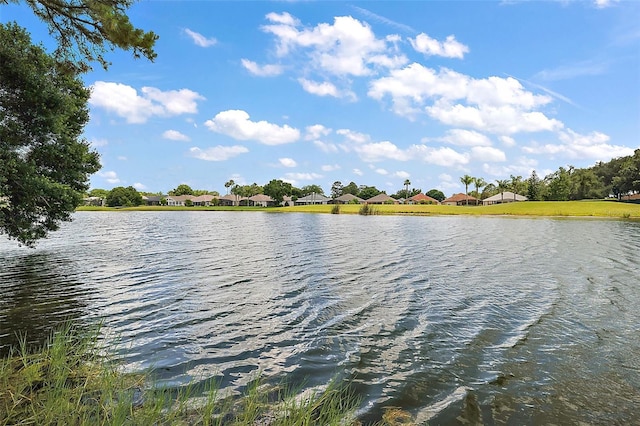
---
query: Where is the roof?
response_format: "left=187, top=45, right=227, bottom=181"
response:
left=191, top=194, right=216, bottom=202
left=443, top=193, right=479, bottom=203
left=334, top=193, right=364, bottom=202
left=365, top=193, right=397, bottom=203
left=296, top=193, right=332, bottom=202
left=249, top=194, right=274, bottom=202
left=621, top=193, right=640, bottom=201
left=483, top=192, right=528, bottom=202
left=410, top=193, right=440, bottom=203
left=219, top=194, right=246, bottom=201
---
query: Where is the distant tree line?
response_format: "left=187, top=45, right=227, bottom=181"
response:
left=89, top=149, right=639, bottom=207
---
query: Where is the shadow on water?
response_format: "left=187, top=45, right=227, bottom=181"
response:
left=0, top=251, right=92, bottom=355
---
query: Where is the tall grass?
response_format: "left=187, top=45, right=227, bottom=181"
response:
left=358, top=204, right=379, bottom=215
left=0, top=323, right=360, bottom=425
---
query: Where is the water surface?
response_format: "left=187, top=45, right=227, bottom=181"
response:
left=1, top=212, right=638, bottom=424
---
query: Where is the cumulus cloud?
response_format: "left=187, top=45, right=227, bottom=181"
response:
left=470, top=146, right=507, bottom=162
left=261, top=12, right=406, bottom=76
left=408, top=145, right=470, bottom=167
left=375, top=168, right=388, bottom=175
left=321, top=164, right=341, bottom=171
left=204, top=110, right=300, bottom=145
left=337, top=129, right=371, bottom=144
left=133, top=182, right=147, bottom=190
left=98, top=170, right=120, bottom=184
left=439, top=129, right=492, bottom=146
left=90, top=82, right=204, bottom=124
left=353, top=168, right=364, bottom=176
left=241, top=59, right=283, bottom=76
left=305, top=124, right=332, bottom=140
left=314, top=140, right=339, bottom=153
left=368, top=64, right=560, bottom=134
left=394, top=170, right=410, bottom=179
left=279, top=157, right=297, bottom=167
left=89, top=138, right=108, bottom=148
left=188, top=145, right=249, bottom=161
left=163, top=130, right=190, bottom=141
left=284, top=172, right=323, bottom=181
left=483, top=157, right=538, bottom=178
left=184, top=29, right=217, bottom=47
left=409, top=33, right=469, bottom=59
left=522, top=129, right=634, bottom=160
left=354, top=141, right=411, bottom=162
left=298, top=78, right=340, bottom=97
left=500, top=135, right=516, bottom=147
left=594, top=0, right=619, bottom=9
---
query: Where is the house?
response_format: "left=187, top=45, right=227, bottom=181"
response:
left=409, top=193, right=440, bottom=205
left=620, top=193, right=640, bottom=203
left=165, top=195, right=192, bottom=206
left=332, top=193, right=364, bottom=204
left=191, top=194, right=216, bottom=206
left=248, top=194, right=275, bottom=207
left=83, top=196, right=104, bottom=206
left=482, top=191, right=528, bottom=205
left=442, top=193, right=480, bottom=206
left=142, top=195, right=164, bottom=206
left=218, top=194, right=245, bottom=206
left=295, top=193, right=332, bottom=205
left=282, top=196, right=293, bottom=207
left=365, top=193, right=398, bottom=204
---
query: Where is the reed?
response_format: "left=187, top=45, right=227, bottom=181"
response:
left=0, top=323, right=360, bottom=426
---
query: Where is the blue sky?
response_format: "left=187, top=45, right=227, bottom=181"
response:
left=2, top=1, right=639, bottom=195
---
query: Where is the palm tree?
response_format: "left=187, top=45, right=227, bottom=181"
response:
left=473, top=177, right=487, bottom=200
left=403, top=179, right=411, bottom=203
left=224, top=179, right=235, bottom=195
left=460, top=175, right=474, bottom=205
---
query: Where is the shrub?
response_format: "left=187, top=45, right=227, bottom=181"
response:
left=331, top=204, right=340, bottom=214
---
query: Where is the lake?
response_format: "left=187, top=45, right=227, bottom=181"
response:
left=1, top=211, right=639, bottom=424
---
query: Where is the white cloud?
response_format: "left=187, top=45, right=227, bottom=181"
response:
left=188, top=145, right=249, bottom=161
left=523, top=129, right=634, bottom=160
left=117, top=156, right=127, bottom=161
left=409, top=33, right=469, bottom=59
left=298, top=78, right=340, bottom=97
left=90, top=82, right=204, bottom=124
left=163, top=130, right=190, bottom=141
left=594, top=0, right=619, bottom=9
left=262, top=13, right=405, bottom=76
left=408, top=145, right=470, bottom=167
left=133, top=182, right=147, bottom=190
left=184, top=28, right=217, bottom=47
left=313, top=140, right=339, bottom=153
left=98, top=170, right=120, bottom=184
left=353, top=168, right=364, bottom=176
left=204, top=110, right=300, bottom=145
left=241, top=59, right=283, bottom=76
left=470, top=146, right=507, bottom=162
left=394, top=170, right=410, bottom=179
left=368, top=64, right=560, bottom=134
left=321, top=164, right=341, bottom=171
left=284, top=172, right=323, bottom=181
left=337, top=128, right=371, bottom=144
left=500, top=135, right=516, bottom=147
left=440, top=129, right=492, bottom=146
left=375, top=168, right=388, bottom=175
left=305, top=124, right=332, bottom=140
left=355, top=141, right=411, bottom=162
left=483, top=157, right=538, bottom=178
left=279, top=157, right=297, bottom=168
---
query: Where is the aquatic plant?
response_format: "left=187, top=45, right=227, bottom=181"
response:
left=331, top=204, right=340, bottom=214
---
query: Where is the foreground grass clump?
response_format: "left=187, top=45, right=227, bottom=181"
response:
left=0, top=324, right=360, bottom=425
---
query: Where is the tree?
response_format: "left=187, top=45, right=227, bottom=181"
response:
left=403, top=179, right=411, bottom=203
left=460, top=175, right=474, bottom=205
left=5, top=0, right=158, bottom=72
left=330, top=181, right=343, bottom=199
left=473, top=177, right=487, bottom=200
left=105, top=186, right=142, bottom=207
left=224, top=179, right=235, bottom=195
left=342, top=181, right=359, bottom=196
left=527, top=171, right=543, bottom=201
left=169, top=184, right=194, bottom=196
left=545, top=167, right=572, bottom=201
left=0, top=23, right=101, bottom=246
left=300, top=184, right=325, bottom=196
left=263, top=179, right=293, bottom=204
left=88, top=188, right=109, bottom=199
left=426, top=189, right=445, bottom=202
left=358, top=186, right=382, bottom=200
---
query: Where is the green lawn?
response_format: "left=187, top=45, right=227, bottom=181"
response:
left=77, top=200, right=640, bottom=218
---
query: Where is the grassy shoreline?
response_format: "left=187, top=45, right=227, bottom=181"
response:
left=0, top=324, right=360, bottom=425
left=78, top=200, right=640, bottom=219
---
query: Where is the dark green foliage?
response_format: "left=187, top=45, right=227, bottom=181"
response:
left=330, top=181, right=343, bottom=198
left=0, top=23, right=100, bottom=246
left=358, top=204, right=378, bottom=215
left=342, top=181, right=359, bottom=196
left=357, top=185, right=381, bottom=200
left=300, top=184, right=325, bottom=196
left=331, top=204, right=340, bottom=214
left=426, top=189, right=445, bottom=202
left=169, top=184, right=193, bottom=196
left=5, top=0, right=158, bottom=72
left=105, top=186, right=142, bottom=207
left=527, top=170, right=543, bottom=201
left=263, top=179, right=293, bottom=204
